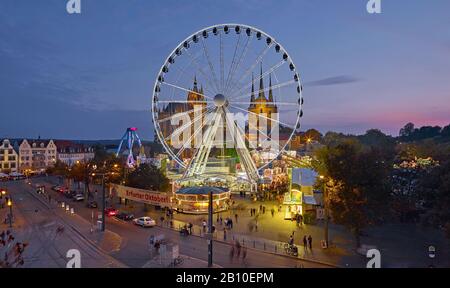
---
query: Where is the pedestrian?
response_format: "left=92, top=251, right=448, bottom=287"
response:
left=230, top=219, right=233, bottom=229
left=229, top=246, right=235, bottom=261
left=308, top=235, right=312, bottom=250
left=220, top=217, right=223, bottom=225
left=289, top=235, right=294, bottom=246
left=235, top=240, right=241, bottom=257
left=271, top=208, right=274, bottom=217
left=202, top=220, right=207, bottom=233
left=242, top=246, right=247, bottom=260
left=303, top=235, right=307, bottom=250
left=259, top=204, right=262, bottom=212
left=255, top=221, right=258, bottom=232
left=263, top=206, right=266, bottom=214
left=223, top=228, right=227, bottom=241
left=235, top=213, right=238, bottom=223
left=250, top=208, right=253, bottom=216
left=188, top=223, right=193, bottom=235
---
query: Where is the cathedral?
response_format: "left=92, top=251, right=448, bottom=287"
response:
left=158, top=68, right=278, bottom=158
left=247, top=66, right=278, bottom=147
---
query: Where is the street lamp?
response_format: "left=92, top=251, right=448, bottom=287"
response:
left=319, top=175, right=329, bottom=248
left=7, top=199, right=12, bottom=228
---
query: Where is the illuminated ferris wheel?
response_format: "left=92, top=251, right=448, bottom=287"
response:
left=151, top=24, right=304, bottom=183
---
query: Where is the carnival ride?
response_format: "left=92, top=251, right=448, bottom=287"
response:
left=116, top=127, right=143, bottom=168
left=151, top=24, right=304, bottom=190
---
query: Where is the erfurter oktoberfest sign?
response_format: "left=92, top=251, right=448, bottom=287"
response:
left=111, top=184, right=171, bottom=208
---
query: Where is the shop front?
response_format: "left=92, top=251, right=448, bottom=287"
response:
left=174, top=186, right=231, bottom=214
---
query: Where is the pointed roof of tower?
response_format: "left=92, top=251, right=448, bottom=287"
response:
left=199, top=85, right=204, bottom=100
left=249, top=73, right=255, bottom=109
left=257, top=63, right=266, bottom=101
left=268, top=73, right=274, bottom=106
left=193, top=75, right=198, bottom=92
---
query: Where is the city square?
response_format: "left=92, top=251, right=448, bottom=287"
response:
left=0, top=0, right=449, bottom=271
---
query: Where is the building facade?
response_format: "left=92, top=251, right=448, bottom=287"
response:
left=54, top=140, right=95, bottom=166
left=0, top=139, right=18, bottom=173
left=19, top=139, right=57, bottom=173
left=247, top=66, right=278, bottom=148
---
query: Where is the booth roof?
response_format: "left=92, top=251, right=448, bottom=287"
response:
left=176, top=186, right=229, bottom=195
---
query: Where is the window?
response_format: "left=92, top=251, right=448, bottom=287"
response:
left=11, top=163, right=16, bottom=168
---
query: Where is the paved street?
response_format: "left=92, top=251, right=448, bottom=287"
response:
left=1, top=180, right=124, bottom=268
left=5, top=178, right=333, bottom=268
left=6, top=176, right=449, bottom=268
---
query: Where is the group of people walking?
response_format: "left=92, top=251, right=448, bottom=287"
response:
left=229, top=240, right=247, bottom=262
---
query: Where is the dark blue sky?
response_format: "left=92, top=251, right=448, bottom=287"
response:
left=1, top=0, right=449, bottom=140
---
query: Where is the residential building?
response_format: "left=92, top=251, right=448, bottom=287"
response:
left=54, top=140, right=95, bottom=166
left=0, top=139, right=18, bottom=173
left=19, top=139, right=57, bottom=173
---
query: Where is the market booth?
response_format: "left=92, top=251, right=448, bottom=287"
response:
left=174, top=186, right=231, bottom=214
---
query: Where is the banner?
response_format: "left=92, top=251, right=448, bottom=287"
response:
left=110, top=184, right=171, bottom=208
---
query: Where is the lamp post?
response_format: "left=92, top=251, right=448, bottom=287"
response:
left=7, top=198, right=12, bottom=228
left=208, top=190, right=213, bottom=267
left=319, top=175, right=329, bottom=247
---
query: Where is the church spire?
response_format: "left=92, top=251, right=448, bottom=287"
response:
left=193, top=75, right=198, bottom=92
left=258, top=63, right=265, bottom=100
left=268, top=73, right=274, bottom=106
left=249, top=73, right=255, bottom=108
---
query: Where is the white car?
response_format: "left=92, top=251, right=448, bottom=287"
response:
left=133, top=217, right=156, bottom=227
left=73, top=194, right=85, bottom=201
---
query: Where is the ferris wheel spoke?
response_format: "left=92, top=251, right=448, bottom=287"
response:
left=229, top=59, right=286, bottom=100
left=184, top=49, right=220, bottom=94
left=172, top=63, right=217, bottom=97
left=228, top=43, right=274, bottom=98
left=248, top=121, right=283, bottom=151
left=225, top=34, right=252, bottom=96
left=223, top=33, right=242, bottom=95
left=156, top=105, right=213, bottom=123
left=200, top=37, right=221, bottom=93
left=220, top=33, right=225, bottom=92
left=229, top=101, right=299, bottom=106
left=161, top=82, right=214, bottom=101
left=230, top=79, right=297, bottom=102
left=164, top=107, right=214, bottom=141
left=175, top=115, right=210, bottom=158
left=228, top=103, right=298, bottom=130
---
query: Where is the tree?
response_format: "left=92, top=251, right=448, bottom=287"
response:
left=399, top=122, right=415, bottom=138
left=417, top=159, right=450, bottom=237
left=303, top=129, right=323, bottom=142
left=46, top=160, right=69, bottom=177
left=314, top=139, right=391, bottom=247
left=126, top=164, right=170, bottom=192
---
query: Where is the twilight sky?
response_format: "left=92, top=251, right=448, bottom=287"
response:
left=0, top=0, right=449, bottom=140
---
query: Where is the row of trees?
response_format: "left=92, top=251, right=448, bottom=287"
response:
left=46, top=145, right=170, bottom=193
left=399, top=122, right=450, bottom=142
left=313, top=123, right=450, bottom=245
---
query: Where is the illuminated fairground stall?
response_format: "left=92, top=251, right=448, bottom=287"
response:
left=174, top=186, right=231, bottom=214
left=283, top=167, right=318, bottom=219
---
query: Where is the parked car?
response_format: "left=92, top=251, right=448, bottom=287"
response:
left=86, top=201, right=98, bottom=208
left=73, top=194, right=85, bottom=201
left=52, top=185, right=61, bottom=191
left=115, top=212, right=134, bottom=221
left=105, top=207, right=119, bottom=216
left=133, top=217, right=156, bottom=227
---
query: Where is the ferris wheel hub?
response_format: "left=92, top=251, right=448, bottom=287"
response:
left=213, top=93, right=227, bottom=107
